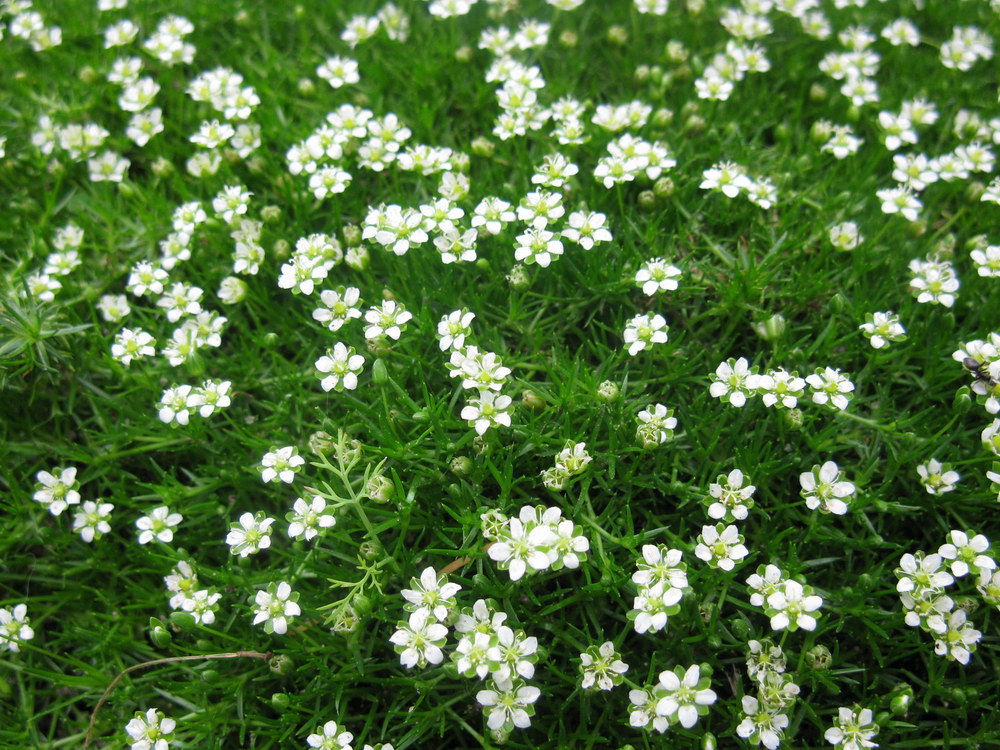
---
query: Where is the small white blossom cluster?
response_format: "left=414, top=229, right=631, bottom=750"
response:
left=628, top=664, right=717, bottom=733
left=818, top=27, right=881, bottom=109
left=19, top=222, right=87, bottom=304
left=185, top=66, right=262, bottom=175
left=940, top=25, right=994, bottom=72
left=896, top=530, right=996, bottom=664
left=747, top=564, right=823, bottom=632
left=440, top=314, right=515, bottom=437
left=540, top=441, right=591, bottom=491
left=143, top=14, right=196, bottom=67
left=737, top=640, right=801, bottom=750
left=695, top=39, right=772, bottom=103
left=163, top=560, right=221, bottom=626
left=5, top=3, right=62, bottom=51
left=156, top=380, right=233, bottom=426
left=953, top=334, right=1000, bottom=415
left=484, top=505, right=590, bottom=582
left=709, top=358, right=854, bottom=411
left=969, top=236, right=1000, bottom=278
left=628, top=545, right=689, bottom=635
left=278, top=233, right=343, bottom=295
left=594, top=135, right=677, bottom=189
left=908, top=257, right=959, bottom=307
left=700, top=161, right=778, bottom=209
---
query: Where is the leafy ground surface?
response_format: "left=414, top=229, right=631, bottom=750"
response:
left=1, top=0, right=999, bottom=748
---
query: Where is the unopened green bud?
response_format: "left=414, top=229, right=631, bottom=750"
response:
left=559, top=30, right=578, bottom=48
left=635, top=65, right=651, bottom=83
left=235, top=9, right=251, bottom=26
left=273, top=239, right=290, bottom=260
left=638, top=190, right=657, bottom=210
left=78, top=66, right=98, bottom=85
left=702, top=732, right=717, bottom=750
left=342, top=224, right=362, bottom=247
left=149, top=620, right=172, bottom=648
left=828, top=292, right=849, bottom=313
left=652, top=107, right=673, bottom=127
left=654, top=177, right=675, bottom=198
left=730, top=618, right=750, bottom=640
left=953, top=385, right=972, bottom=413
left=889, top=684, right=914, bottom=716
left=151, top=157, right=174, bottom=178
left=452, top=152, right=471, bottom=174
left=371, top=357, right=389, bottom=383
left=471, top=136, right=495, bottom=158
left=753, top=313, right=787, bottom=342
left=806, top=644, right=833, bottom=670
left=507, top=264, right=530, bottom=289
left=261, top=205, right=281, bottom=223
left=201, top=669, right=220, bottom=683
left=649, top=67, right=665, bottom=85
left=683, top=114, right=706, bottom=134
left=455, top=45, right=473, bottom=63
left=358, top=540, right=380, bottom=560
left=846, top=104, right=861, bottom=123
left=607, top=25, right=628, bottom=45
left=784, top=408, right=804, bottom=430
left=907, top=219, right=928, bottom=238
left=522, top=390, right=545, bottom=410
left=966, top=181, right=986, bottom=202
left=809, top=83, right=828, bottom=102
left=597, top=380, right=620, bottom=402
left=811, top=120, right=834, bottom=144
left=450, top=456, right=474, bottom=476
left=268, top=653, right=295, bottom=676
left=366, top=474, right=394, bottom=503
left=309, top=430, right=336, bottom=457
left=270, top=692, right=291, bottom=711
left=350, top=593, right=374, bottom=617
left=169, top=611, right=196, bottom=631
left=665, top=40, right=688, bottom=62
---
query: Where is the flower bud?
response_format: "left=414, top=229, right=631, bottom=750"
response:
left=906, top=219, right=927, bottom=238
left=169, top=611, right=196, bottom=631
left=350, top=593, right=374, bottom=617
left=507, top=264, right=530, bottom=289
left=260, top=205, right=281, bottom=223
left=809, top=83, right=828, bottom=102
left=607, top=25, right=628, bottom=45
left=638, top=190, right=657, bottom=210
left=635, top=65, right=651, bottom=83
left=665, top=40, right=688, bottom=62
left=273, top=239, right=290, bottom=260
left=366, top=474, right=394, bottom=503
left=889, top=683, right=914, bottom=716
left=753, top=313, right=786, bottom=341
left=966, top=181, right=986, bottom=202
left=730, top=618, right=750, bottom=639
left=358, top=540, right=381, bottom=560
left=558, top=30, right=578, bottom=48
left=151, top=157, right=174, bottom=178
left=521, top=389, right=545, bottom=410
left=846, top=104, right=861, bottom=123
left=652, top=107, right=673, bottom=127
left=683, top=114, right=706, bottom=134
left=235, top=9, right=251, bottom=26
left=371, top=357, right=389, bottom=383
left=149, top=619, right=172, bottom=648
left=218, top=276, right=248, bottom=305
left=702, top=732, right=718, bottom=750
left=953, top=595, right=978, bottom=615
left=471, top=136, right=495, bottom=158
left=783, top=408, right=804, bottom=430
left=270, top=692, right=291, bottom=711
left=308, top=430, right=336, bottom=457
left=654, top=177, right=675, bottom=198
left=450, top=456, right=474, bottom=476
left=201, top=669, right=220, bottom=683
left=810, top=120, right=834, bottom=144
left=268, top=653, right=295, bottom=676
left=454, top=45, right=473, bottom=63
left=953, top=385, right=972, bottom=413
left=806, top=644, right=832, bottom=670
left=78, top=66, right=98, bottom=85
left=828, top=292, right=849, bottom=312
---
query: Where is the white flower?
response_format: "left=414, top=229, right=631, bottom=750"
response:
left=252, top=581, right=300, bottom=635
left=182, top=589, right=222, bottom=626
left=908, top=258, right=959, bottom=307
left=859, top=311, right=905, bottom=349
left=488, top=517, right=555, bottom=581
left=623, top=313, right=668, bottom=356
left=124, top=708, right=175, bottom=750
left=287, top=496, right=336, bottom=542
left=635, top=258, right=681, bottom=295
left=317, top=56, right=360, bottom=88
left=136, top=506, right=182, bottom=545
left=938, top=530, right=995, bottom=578
left=917, top=459, right=960, bottom=495
left=514, top=225, right=563, bottom=267
left=260, top=446, right=305, bottom=483
left=579, top=641, right=629, bottom=691
left=72, top=500, right=114, bottom=542
left=476, top=678, right=540, bottom=731
left=829, top=222, right=863, bottom=251
left=461, top=390, right=513, bottom=436
left=709, top=357, right=756, bottom=407
left=766, top=580, right=823, bottom=631
left=806, top=367, right=854, bottom=410
left=227, top=511, right=275, bottom=557
left=364, top=300, right=412, bottom=340
left=401, top=567, right=462, bottom=623
left=694, top=523, right=749, bottom=570
left=655, top=665, right=717, bottom=730
left=700, top=161, right=752, bottom=198
left=0, top=604, right=34, bottom=653
left=437, top=309, right=475, bottom=351
left=800, top=461, right=855, bottom=515
left=306, top=720, right=354, bottom=749
left=561, top=211, right=612, bottom=250
left=737, top=695, right=789, bottom=750
left=756, top=369, right=806, bottom=409
left=707, top=469, right=755, bottom=521
left=933, top=609, right=981, bottom=664
left=315, top=343, right=365, bottom=392
left=33, top=466, right=81, bottom=516
left=824, top=707, right=879, bottom=750
left=389, top=609, right=448, bottom=668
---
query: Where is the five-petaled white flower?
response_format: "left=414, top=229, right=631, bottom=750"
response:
left=766, top=580, right=823, bottom=631
left=476, top=677, right=541, bottom=731
left=306, top=720, right=354, bottom=749
left=655, top=664, right=717, bottom=729
left=800, top=461, right=856, bottom=515
left=252, top=581, right=300, bottom=635
left=260, top=446, right=305, bottom=483
left=136, top=506, right=182, bottom=545
left=287, top=496, right=336, bottom=542
left=824, top=707, right=879, bottom=750
left=0, top=604, right=34, bottom=653
left=33, top=466, right=81, bottom=516
left=315, top=343, right=365, bottom=392
left=124, top=708, right=175, bottom=750
left=227, top=511, right=276, bottom=557
left=390, top=609, right=449, bottom=668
